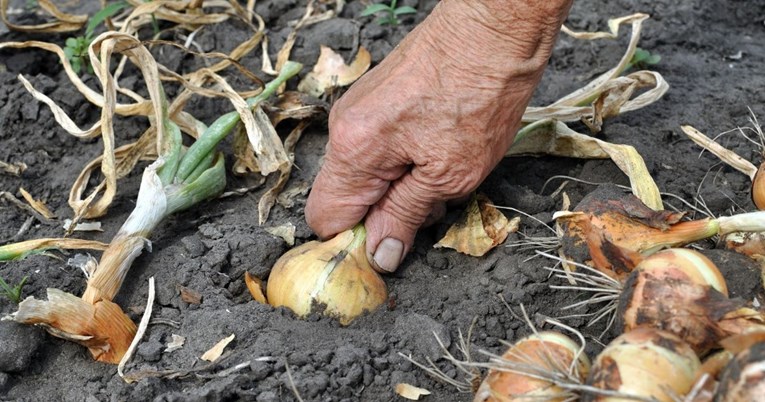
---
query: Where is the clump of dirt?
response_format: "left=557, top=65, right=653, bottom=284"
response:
left=1, top=0, right=765, bottom=401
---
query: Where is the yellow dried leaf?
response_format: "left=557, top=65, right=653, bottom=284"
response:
left=0, top=238, right=109, bottom=261
left=19, top=187, right=56, bottom=220
left=232, top=125, right=261, bottom=176
left=435, top=195, right=519, bottom=257
left=395, top=383, right=431, bottom=400
left=265, top=223, right=296, bottom=246
left=507, top=119, right=663, bottom=210
left=0, top=160, right=27, bottom=175
left=298, top=46, right=371, bottom=97
left=523, top=14, right=665, bottom=129
left=165, top=334, right=186, bottom=353
left=245, top=272, right=268, bottom=304
left=681, top=125, right=758, bottom=179
left=258, top=121, right=310, bottom=225
left=0, top=0, right=86, bottom=33
left=201, top=334, right=235, bottom=362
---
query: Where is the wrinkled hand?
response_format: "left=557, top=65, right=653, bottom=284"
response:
left=306, top=0, right=572, bottom=273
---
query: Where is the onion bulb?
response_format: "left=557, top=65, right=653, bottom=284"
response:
left=716, top=339, right=765, bottom=401
left=556, top=187, right=765, bottom=281
left=585, top=327, right=700, bottom=401
left=752, top=163, right=765, bottom=210
left=266, top=224, right=387, bottom=325
left=619, top=248, right=739, bottom=354
left=473, top=331, right=590, bottom=402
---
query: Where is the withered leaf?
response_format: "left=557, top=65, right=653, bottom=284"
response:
left=298, top=46, right=371, bottom=97
left=244, top=272, right=268, bottom=304
left=395, top=383, right=431, bottom=400
left=434, top=194, right=519, bottom=257
left=19, top=187, right=56, bottom=220
left=179, top=286, right=202, bottom=305
left=201, top=334, right=235, bottom=362
left=165, top=334, right=186, bottom=353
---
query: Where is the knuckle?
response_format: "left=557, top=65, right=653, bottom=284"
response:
left=419, top=157, right=487, bottom=197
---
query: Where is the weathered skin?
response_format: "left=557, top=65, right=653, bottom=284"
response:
left=306, top=0, right=574, bottom=273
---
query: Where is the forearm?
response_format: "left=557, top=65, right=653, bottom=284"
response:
left=417, top=0, right=573, bottom=83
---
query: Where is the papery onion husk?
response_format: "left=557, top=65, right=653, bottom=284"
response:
left=584, top=327, right=700, bottom=401
left=618, top=249, right=765, bottom=355
left=13, top=288, right=136, bottom=364
left=473, top=331, right=590, bottom=402
left=266, top=224, right=387, bottom=325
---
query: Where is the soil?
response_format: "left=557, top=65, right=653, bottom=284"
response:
left=1, top=0, right=765, bottom=401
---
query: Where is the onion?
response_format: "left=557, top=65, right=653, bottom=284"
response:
left=556, top=187, right=765, bottom=281
left=716, top=340, right=765, bottom=401
left=266, top=224, right=387, bottom=325
left=473, top=331, right=590, bottom=402
left=619, top=248, right=740, bottom=354
left=585, top=327, right=700, bottom=401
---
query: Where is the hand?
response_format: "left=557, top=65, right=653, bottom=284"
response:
left=306, top=0, right=572, bottom=273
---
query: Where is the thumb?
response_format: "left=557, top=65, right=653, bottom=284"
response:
left=364, top=170, right=440, bottom=273
left=305, top=142, right=407, bottom=239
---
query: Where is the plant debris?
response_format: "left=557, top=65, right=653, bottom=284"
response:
left=435, top=194, right=520, bottom=257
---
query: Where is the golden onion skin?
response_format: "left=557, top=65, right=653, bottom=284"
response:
left=715, top=342, right=765, bottom=402
left=585, top=327, right=700, bottom=402
left=752, top=162, right=765, bottom=211
left=473, top=331, right=590, bottom=402
left=633, top=249, right=728, bottom=296
left=266, top=226, right=387, bottom=325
